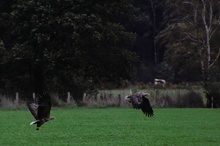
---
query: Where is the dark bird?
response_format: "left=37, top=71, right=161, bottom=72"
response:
left=125, top=92, right=154, bottom=117
left=27, top=92, right=55, bottom=130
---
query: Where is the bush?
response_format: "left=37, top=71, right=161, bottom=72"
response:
left=146, top=89, right=205, bottom=108
left=205, top=82, right=220, bottom=108
left=177, top=90, right=204, bottom=108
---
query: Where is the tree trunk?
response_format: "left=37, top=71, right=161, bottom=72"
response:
left=150, top=0, right=157, bottom=64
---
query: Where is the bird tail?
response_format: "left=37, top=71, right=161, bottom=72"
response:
left=30, top=120, right=39, bottom=125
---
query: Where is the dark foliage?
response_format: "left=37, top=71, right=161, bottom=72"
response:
left=177, top=91, right=204, bottom=108
left=0, top=0, right=137, bottom=103
left=0, top=0, right=220, bottom=106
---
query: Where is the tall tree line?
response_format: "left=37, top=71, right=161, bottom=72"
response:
left=0, top=0, right=137, bottom=100
left=0, top=0, right=220, bottom=104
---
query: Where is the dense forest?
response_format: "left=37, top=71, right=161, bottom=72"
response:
left=0, top=0, right=220, bottom=104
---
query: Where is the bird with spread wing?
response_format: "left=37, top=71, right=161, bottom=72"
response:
left=125, top=92, right=154, bottom=117
left=27, top=92, right=55, bottom=130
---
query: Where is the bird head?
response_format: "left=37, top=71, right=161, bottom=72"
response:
left=124, top=95, right=132, bottom=102
left=125, top=95, right=130, bottom=100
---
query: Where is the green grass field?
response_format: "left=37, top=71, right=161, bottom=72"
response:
left=0, top=108, right=220, bottom=146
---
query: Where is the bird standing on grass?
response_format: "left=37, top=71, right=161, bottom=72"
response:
left=27, top=92, right=55, bottom=130
left=125, top=92, right=154, bottom=117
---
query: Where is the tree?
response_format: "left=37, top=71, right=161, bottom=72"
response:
left=158, top=0, right=220, bottom=107
left=130, top=0, right=167, bottom=83
left=181, top=0, right=220, bottom=80
left=0, top=0, right=137, bottom=104
left=132, top=0, right=166, bottom=65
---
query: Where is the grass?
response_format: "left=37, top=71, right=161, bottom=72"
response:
left=0, top=108, right=220, bottom=146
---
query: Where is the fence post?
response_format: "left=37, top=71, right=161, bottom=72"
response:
left=67, top=92, right=71, bottom=104
left=212, top=96, right=214, bottom=108
left=130, top=89, right=132, bottom=95
left=118, top=94, right=121, bottom=107
left=15, top=92, right=19, bottom=105
left=33, top=92, right=35, bottom=100
left=83, top=93, right=87, bottom=98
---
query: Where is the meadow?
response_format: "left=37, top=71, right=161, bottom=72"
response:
left=0, top=108, right=220, bottom=146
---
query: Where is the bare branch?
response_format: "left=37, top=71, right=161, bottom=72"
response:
left=184, top=32, right=205, bottom=45
left=209, top=48, right=220, bottom=68
left=210, top=23, right=220, bottom=38
left=208, top=1, right=213, bottom=30
left=210, top=9, right=220, bottom=38
left=201, top=0, right=209, bottom=33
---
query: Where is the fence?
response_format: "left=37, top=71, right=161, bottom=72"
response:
left=0, top=89, right=210, bottom=108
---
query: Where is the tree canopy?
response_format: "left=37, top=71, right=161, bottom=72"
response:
left=0, top=0, right=220, bottom=104
left=0, top=0, right=137, bottom=97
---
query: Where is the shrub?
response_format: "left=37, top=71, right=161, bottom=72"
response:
left=177, top=90, right=204, bottom=108
left=205, top=82, right=220, bottom=108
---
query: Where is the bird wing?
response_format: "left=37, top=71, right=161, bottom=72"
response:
left=129, top=95, right=142, bottom=109
left=141, top=96, right=154, bottom=117
left=37, top=92, right=52, bottom=119
left=27, top=101, right=38, bottom=120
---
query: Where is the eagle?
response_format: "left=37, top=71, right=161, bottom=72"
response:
left=125, top=92, right=154, bottom=117
left=27, top=92, right=55, bottom=130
